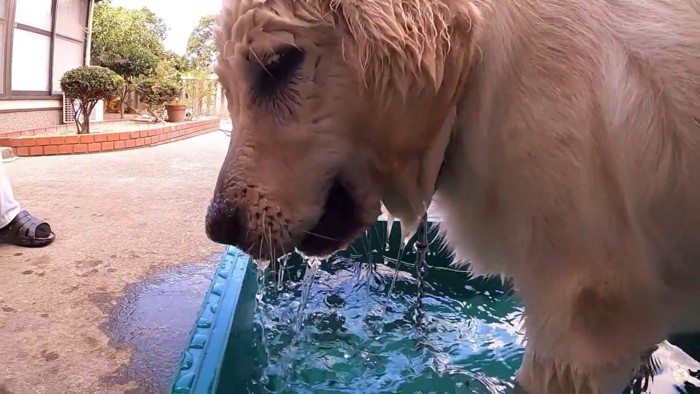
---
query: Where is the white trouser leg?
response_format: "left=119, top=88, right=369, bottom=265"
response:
left=0, top=160, right=21, bottom=228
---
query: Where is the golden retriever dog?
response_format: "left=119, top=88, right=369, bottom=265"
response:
left=205, top=0, right=700, bottom=392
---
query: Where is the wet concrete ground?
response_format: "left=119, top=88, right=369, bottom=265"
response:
left=101, top=254, right=220, bottom=393
left=0, top=129, right=230, bottom=393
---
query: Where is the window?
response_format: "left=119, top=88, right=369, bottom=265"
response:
left=52, top=37, right=83, bottom=93
left=15, top=0, right=52, bottom=31
left=1, top=0, right=90, bottom=98
left=12, top=28, right=51, bottom=92
left=0, top=0, right=6, bottom=95
left=12, top=0, right=53, bottom=95
left=55, top=0, right=87, bottom=41
left=52, top=0, right=86, bottom=93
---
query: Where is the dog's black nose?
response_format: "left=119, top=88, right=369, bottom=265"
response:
left=205, top=195, right=248, bottom=247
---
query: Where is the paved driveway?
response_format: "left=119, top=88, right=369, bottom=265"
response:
left=0, top=130, right=230, bottom=393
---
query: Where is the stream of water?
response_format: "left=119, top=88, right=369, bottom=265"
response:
left=239, top=239, right=525, bottom=394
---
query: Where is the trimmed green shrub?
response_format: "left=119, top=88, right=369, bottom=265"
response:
left=60, top=66, right=125, bottom=134
left=135, top=77, right=181, bottom=121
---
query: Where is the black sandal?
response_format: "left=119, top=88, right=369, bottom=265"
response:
left=0, top=210, right=55, bottom=247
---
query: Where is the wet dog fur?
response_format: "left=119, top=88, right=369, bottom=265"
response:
left=210, top=1, right=700, bottom=392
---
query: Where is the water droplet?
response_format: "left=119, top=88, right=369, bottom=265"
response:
left=196, top=318, right=211, bottom=328
left=190, top=334, right=207, bottom=349
left=211, top=283, right=224, bottom=296
left=180, top=351, right=194, bottom=369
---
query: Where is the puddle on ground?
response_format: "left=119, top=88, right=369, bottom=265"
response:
left=102, top=252, right=222, bottom=393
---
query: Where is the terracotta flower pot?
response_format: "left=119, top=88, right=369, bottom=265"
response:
left=165, top=104, right=187, bottom=123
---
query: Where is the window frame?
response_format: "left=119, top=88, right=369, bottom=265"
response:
left=0, top=0, right=11, bottom=98
left=0, top=0, right=92, bottom=100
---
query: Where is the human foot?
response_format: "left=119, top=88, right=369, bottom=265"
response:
left=0, top=210, right=55, bottom=247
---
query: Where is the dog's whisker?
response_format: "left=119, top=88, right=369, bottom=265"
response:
left=267, top=225, right=276, bottom=272
left=302, top=230, right=339, bottom=242
left=250, top=48, right=274, bottom=79
left=258, top=233, right=265, bottom=266
left=261, top=211, right=270, bottom=263
left=348, top=244, right=363, bottom=258
left=245, top=243, right=258, bottom=262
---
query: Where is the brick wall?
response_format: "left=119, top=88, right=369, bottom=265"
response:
left=0, top=119, right=220, bottom=157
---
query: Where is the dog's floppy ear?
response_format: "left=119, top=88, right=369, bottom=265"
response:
left=328, top=0, right=482, bottom=237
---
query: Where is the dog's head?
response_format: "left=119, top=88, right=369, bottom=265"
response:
left=206, top=0, right=480, bottom=260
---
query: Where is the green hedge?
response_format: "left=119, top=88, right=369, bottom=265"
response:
left=60, top=66, right=125, bottom=102
left=135, top=77, right=180, bottom=106
left=60, top=66, right=125, bottom=134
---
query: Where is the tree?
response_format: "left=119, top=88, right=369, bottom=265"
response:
left=183, top=70, right=217, bottom=117
left=185, top=15, right=218, bottom=71
left=162, top=50, right=188, bottom=77
left=90, top=1, right=169, bottom=118
left=135, top=77, right=180, bottom=122
left=139, top=51, right=186, bottom=120
left=60, top=66, right=125, bottom=134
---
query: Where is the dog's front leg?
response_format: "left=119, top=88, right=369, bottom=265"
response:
left=515, top=344, right=638, bottom=394
left=511, top=246, right=666, bottom=394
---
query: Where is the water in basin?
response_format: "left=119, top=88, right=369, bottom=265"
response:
left=221, top=221, right=525, bottom=394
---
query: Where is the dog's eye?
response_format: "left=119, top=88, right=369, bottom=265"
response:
left=252, top=46, right=305, bottom=96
